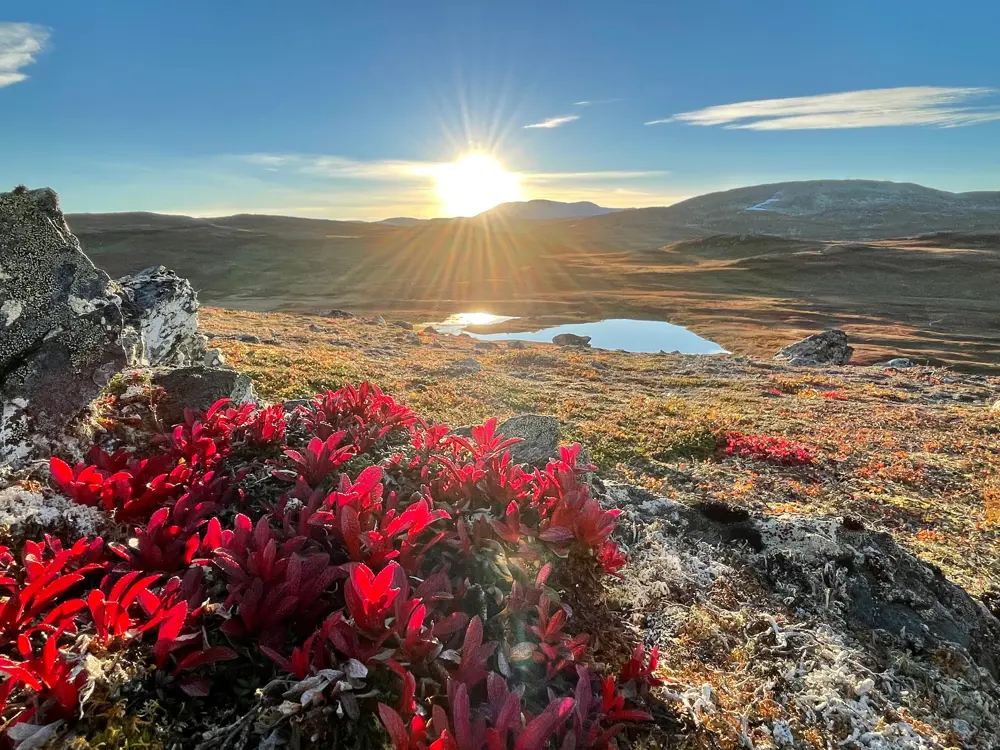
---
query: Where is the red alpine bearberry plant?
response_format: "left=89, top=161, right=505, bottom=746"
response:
left=0, top=383, right=662, bottom=749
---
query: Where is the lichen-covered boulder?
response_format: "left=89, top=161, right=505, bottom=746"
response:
left=774, top=329, right=854, bottom=366
left=150, top=366, right=257, bottom=425
left=497, top=414, right=562, bottom=466
left=116, top=266, right=206, bottom=366
left=0, top=187, right=126, bottom=465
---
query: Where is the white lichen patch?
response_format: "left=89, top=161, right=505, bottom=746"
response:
left=1, top=299, right=23, bottom=326
left=68, top=295, right=99, bottom=316
left=0, top=487, right=109, bottom=541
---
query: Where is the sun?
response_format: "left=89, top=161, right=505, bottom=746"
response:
left=432, top=153, right=524, bottom=217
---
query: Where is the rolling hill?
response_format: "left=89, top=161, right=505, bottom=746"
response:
left=66, top=180, right=1000, bottom=371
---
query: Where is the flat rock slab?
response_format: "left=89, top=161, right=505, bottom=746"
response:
left=151, top=366, right=258, bottom=426
left=1, top=187, right=126, bottom=465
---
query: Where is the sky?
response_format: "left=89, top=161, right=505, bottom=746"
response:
left=2, top=0, right=1000, bottom=220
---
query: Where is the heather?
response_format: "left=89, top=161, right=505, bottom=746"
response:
left=1, top=384, right=665, bottom=749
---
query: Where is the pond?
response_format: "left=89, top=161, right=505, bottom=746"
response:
left=427, top=313, right=726, bottom=354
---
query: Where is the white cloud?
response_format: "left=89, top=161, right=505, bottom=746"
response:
left=648, top=86, right=1000, bottom=130
left=0, top=23, right=50, bottom=88
left=573, top=98, right=620, bottom=107
left=523, top=115, right=580, bottom=129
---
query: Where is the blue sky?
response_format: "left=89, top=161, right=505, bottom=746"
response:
left=2, top=0, right=999, bottom=219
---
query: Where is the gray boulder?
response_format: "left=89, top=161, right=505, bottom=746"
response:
left=0, top=187, right=127, bottom=465
left=151, top=366, right=257, bottom=426
left=117, top=266, right=206, bottom=366
left=774, top=329, right=853, bottom=366
left=497, top=414, right=561, bottom=465
left=507, top=340, right=527, bottom=350
left=445, top=358, right=482, bottom=376
left=552, top=333, right=591, bottom=347
left=474, top=340, right=500, bottom=350
left=203, top=347, right=226, bottom=367
left=326, top=309, right=354, bottom=319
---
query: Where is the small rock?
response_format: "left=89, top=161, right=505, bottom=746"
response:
left=423, top=326, right=440, bottom=335
left=393, top=320, right=414, bottom=330
left=402, top=332, right=421, bottom=345
left=885, top=358, right=914, bottom=368
left=328, top=339, right=351, bottom=347
left=589, top=360, right=609, bottom=371
left=239, top=334, right=261, bottom=344
left=552, top=333, right=591, bottom=347
left=952, top=718, right=974, bottom=743
left=496, top=414, right=561, bottom=466
left=370, top=316, right=387, bottom=326
left=282, top=399, right=311, bottom=413
left=151, top=366, right=257, bottom=426
left=309, top=323, right=323, bottom=332
left=326, top=309, right=355, bottom=319
left=475, top=341, right=500, bottom=350
left=774, top=329, right=853, bottom=366
left=117, top=265, right=206, bottom=366
left=203, top=347, right=226, bottom=367
left=446, top=358, right=482, bottom=375
left=507, top=340, right=527, bottom=350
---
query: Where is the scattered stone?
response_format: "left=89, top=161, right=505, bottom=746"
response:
left=370, top=316, right=387, bottom=326
left=774, top=329, right=853, bottom=366
left=423, top=326, right=440, bottom=335
left=328, top=339, right=351, bottom=347
left=203, top=347, right=226, bottom=368
left=150, top=366, right=257, bottom=426
left=401, top=332, right=421, bottom=345
left=475, top=341, right=500, bottom=350
left=445, top=358, right=482, bottom=376
left=589, top=360, right=610, bottom=371
left=365, top=348, right=395, bottom=357
left=1, top=187, right=127, bottom=465
left=884, top=358, right=915, bottom=368
left=239, top=334, right=261, bottom=344
left=117, top=265, right=206, bottom=366
left=506, top=340, right=527, bottom=350
left=326, top=309, right=355, bottom=319
left=552, top=333, right=592, bottom=347
left=309, top=323, right=323, bottom=332
left=393, top=320, right=413, bottom=330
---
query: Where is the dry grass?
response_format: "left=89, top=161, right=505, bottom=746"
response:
left=203, top=306, right=1000, bottom=597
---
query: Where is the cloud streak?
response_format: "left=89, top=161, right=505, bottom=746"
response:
left=573, top=98, right=621, bottom=106
left=0, top=23, right=50, bottom=88
left=648, top=87, right=1000, bottom=130
left=523, top=115, right=580, bottom=129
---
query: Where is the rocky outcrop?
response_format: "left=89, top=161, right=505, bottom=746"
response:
left=150, top=366, right=257, bottom=425
left=117, top=266, right=206, bottom=366
left=1, top=187, right=127, bottom=465
left=604, top=482, right=1000, bottom=747
left=774, top=329, right=853, bottom=366
left=552, top=333, right=592, bottom=347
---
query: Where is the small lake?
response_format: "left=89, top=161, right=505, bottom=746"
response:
left=428, top=313, right=727, bottom=354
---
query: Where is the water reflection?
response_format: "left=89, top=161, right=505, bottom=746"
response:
left=427, top=314, right=726, bottom=354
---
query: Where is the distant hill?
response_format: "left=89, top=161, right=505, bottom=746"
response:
left=66, top=178, right=1000, bottom=371
left=378, top=217, right=425, bottom=227
left=567, top=180, right=1000, bottom=243
left=477, top=199, right=622, bottom=221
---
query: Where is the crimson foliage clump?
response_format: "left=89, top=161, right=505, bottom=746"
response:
left=1, top=383, right=661, bottom=748
left=722, top=431, right=815, bottom=466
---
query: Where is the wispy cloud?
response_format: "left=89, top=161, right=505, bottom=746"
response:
left=523, top=115, right=580, bottom=129
left=0, top=23, right=50, bottom=88
left=573, top=98, right=621, bottom=107
left=647, top=87, right=1000, bottom=130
